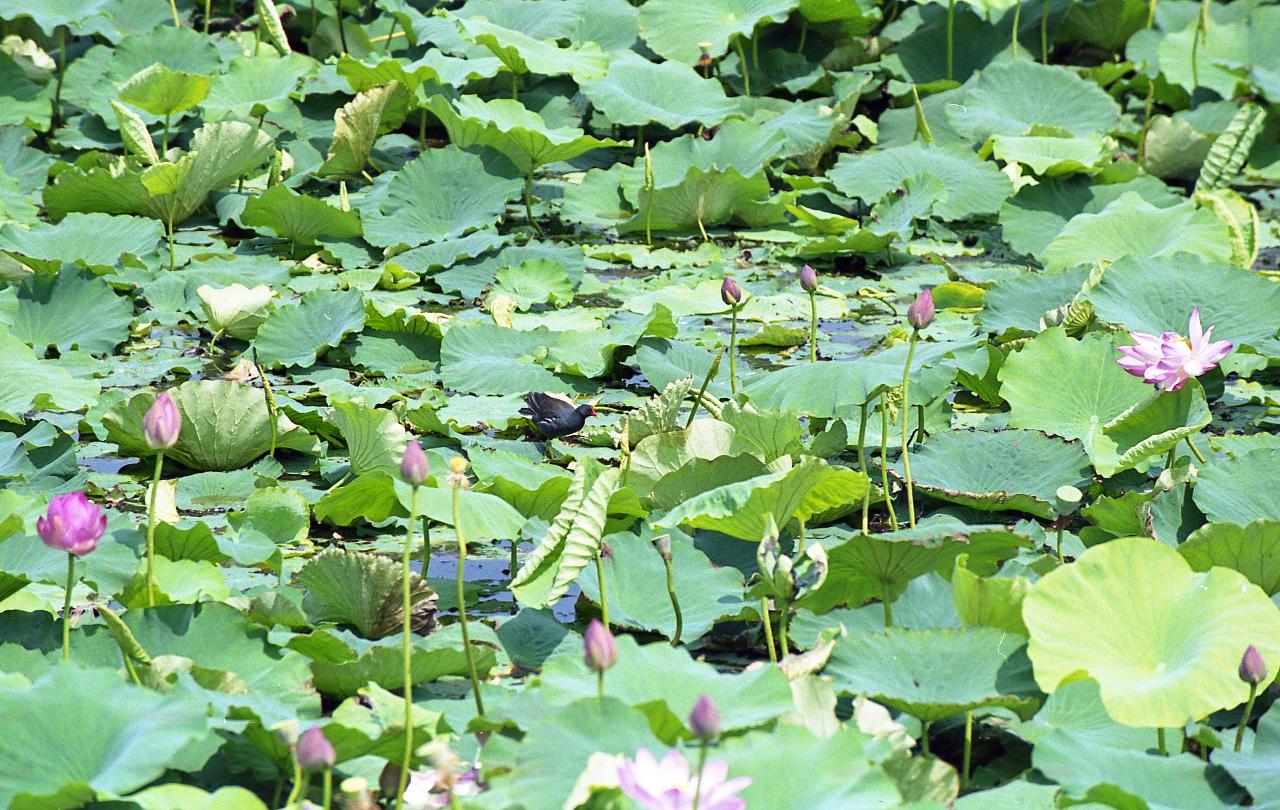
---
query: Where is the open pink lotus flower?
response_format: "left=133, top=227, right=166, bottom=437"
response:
left=1116, top=308, right=1232, bottom=392
left=616, top=748, right=750, bottom=810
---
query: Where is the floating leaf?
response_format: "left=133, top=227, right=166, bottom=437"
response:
left=253, top=290, right=366, bottom=368
left=298, top=549, right=437, bottom=640
left=241, top=184, right=361, bottom=247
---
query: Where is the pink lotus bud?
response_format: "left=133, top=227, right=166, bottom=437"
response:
left=37, top=492, right=107, bottom=557
left=799, top=264, right=818, bottom=293
left=688, top=694, right=721, bottom=740
left=721, top=277, right=742, bottom=307
left=296, top=726, right=336, bottom=772
left=907, top=288, right=935, bottom=330
left=143, top=392, right=181, bottom=450
left=652, top=534, right=672, bottom=564
left=1240, top=645, right=1267, bottom=686
left=400, top=438, right=430, bottom=487
left=583, top=618, right=616, bottom=672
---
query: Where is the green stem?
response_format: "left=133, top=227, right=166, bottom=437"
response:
left=595, top=547, right=609, bottom=627
left=1040, top=0, right=1049, bottom=62
left=880, top=396, right=899, bottom=531
left=797, top=19, right=807, bottom=52
left=1147, top=0, right=1157, bottom=27
left=321, top=769, right=332, bottom=810
left=733, top=37, right=751, bottom=95
left=1166, top=444, right=1177, bottom=470
left=523, top=173, right=544, bottom=236
left=1186, top=435, right=1207, bottom=464
left=857, top=403, right=870, bottom=533
left=662, top=552, right=682, bottom=646
left=808, top=291, right=818, bottom=363
left=1139, top=78, right=1155, bottom=164
left=169, top=0, right=181, bottom=26
left=146, top=451, right=164, bottom=608
left=901, top=331, right=918, bottom=528
left=162, top=113, right=170, bottom=153
left=123, top=655, right=142, bottom=685
left=253, top=348, right=278, bottom=459
left=1235, top=683, right=1258, bottom=751
left=166, top=217, right=175, bottom=273
left=1056, top=521, right=1065, bottom=563
left=510, top=537, right=519, bottom=590
left=418, top=108, right=426, bottom=149
left=511, top=70, right=519, bottom=100
left=1012, top=1, right=1021, bottom=57
left=397, top=486, right=420, bottom=810
left=777, top=598, right=789, bottom=657
left=51, top=27, right=66, bottom=132
left=61, top=552, right=73, bottom=660
left=921, top=721, right=931, bottom=754
left=204, top=0, right=211, bottom=34
left=597, top=668, right=605, bottom=700
left=284, top=751, right=304, bottom=807
left=1191, top=0, right=1209, bottom=91
left=685, top=350, right=723, bottom=428
left=692, top=742, right=709, bottom=810
left=335, top=3, right=348, bottom=55
left=946, top=0, right=956, bottom=81
left=761, top=597, right=777, bottom=663
left=1157, top=726, right=1167, bottom=756
left=420, top=516, right=430, bottom=577
left=883, top=595, right=893, bottom=628
left=962, top=711, right=973, bottom=789
left=384, top=17, right=397, bottom=52
left=453, top=485, right=485, bottom=718
left=728, top=306, right=738, bottom=397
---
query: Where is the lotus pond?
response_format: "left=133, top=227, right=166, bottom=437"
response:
left=1, top=0, right=1280, bottom=808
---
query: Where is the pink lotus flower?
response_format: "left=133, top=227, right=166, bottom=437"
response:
left=617, top=748, right=750, bottom=810
left=37, top=492, right=107, bottom=557
left=143, top=392, right=181, bottom=450
left=1116, top=308, right=1232, bottom=392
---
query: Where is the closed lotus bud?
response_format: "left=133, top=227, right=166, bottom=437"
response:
left=907, top=288, right=935, bottom=330
left=583, top=618, right=617, bottom=672
left=799, top=264, right=818, bottom=293
left=772, top=554, right=795, bottom=597
left=721, top=277, right=742, bottom=307
left=37, top=492, right=107, bottom=557
left=143, top=392, right=181, bottom=450
left=296, top=727, right=336, bottom=773
left=1240, top=645, right=1267, bottom=686
left=653, top=534, right=672, bottom=564
left=400, top=439, right=429, bottom=487
left=377, top=763, right=401, bottom=798
left=688, top=695, right=721, bottom=741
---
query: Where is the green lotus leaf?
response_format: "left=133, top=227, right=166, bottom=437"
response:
left=118, top=62, right=213, bottom=118
left=0, top=212, right=161, bottom=272
left=1178, top=520, right=1280, bottom=596
left=493, top=258, right=575, bottom=310
left=1216, top=701, right=1280, bottom=806
left=637, top=0, right=798, bottom=63
left=252, top=289, right=366, bottom=369
left=196, top=283, right=275, bottom=340
left=952, top=554, right=1031, bottom=635
left=0, top=268, right=132, bottom=356
left=949, top=60, right=1121, bottom=140
left=989, top=134, right=1106, bottom=175
left=241, top=183, right=361, bottom=248
left=830, top=142, right=1013, bottom=221
left=318, top=82, right=410, bottom=178
left=0, top=0, right=112, bottom=35
left=300, top=626, right=495, bottom=697
left=328, top=399, right=407, bottom=478
left=297, top=549, right=437, bottom=640
left=202, top=53, right=314, bottom=119
left=1023, top=536, right=1280, bottom=727
left=439, top=322, right=593, bottom=396
left=0, top=333, right=100, bottom=423
left=1040, top=193, right=1233, bottom=271
left=455, top=14, right=608, bottom=82
left=579, top=53, right=738, bottom=129
left=1192, top=449, right=1280, bottom=524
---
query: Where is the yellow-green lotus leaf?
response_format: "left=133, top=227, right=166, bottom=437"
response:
left=197, top=283, right=276, bottom=340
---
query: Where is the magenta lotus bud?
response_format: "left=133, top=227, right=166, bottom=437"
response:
left=907, top=288, right=935, bottom=330
left=721, top=277, right=742, bottom=307
left=583, top=618, right=616, bottom=672
left=296, top=726, right=336, bottom=772
left=1240, top=645, right=1267, bottom=686
left=143, top=392, right=181, bottom=450
left=37, top=492, right=107, bottom=557
left=799, top=264, right=818, bottom=293
left=688, top=694, right=721, bottom=741
left=400, top=438, right=430, bottom=487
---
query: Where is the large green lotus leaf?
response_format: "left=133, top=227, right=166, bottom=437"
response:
left=1217, top=702, right=1280, bottom=809
left=512, top=460, right=621, bottom=608
left=325, top=682, right=446, bottom=766
left=827, top=627, right=1041, bottom=722
left=948, top=60, right=1121, bottom=140
left=329, top=400, right=406, bottom=478
left=989, top=134, right=1107, bottom=176
left=118, top=63, right=213, bottom=117
left=318, top=83, right=410, bottom=178
left=117, top=785, right=270, bottom=810
left=620, top=167, right=779, bottom=234
left=0, top=0, right=111, bottom=34
left=633, top=337, right=732, bottom=399
left=0, top=268, right=132, bottom=356
left=1178, top=520, right=1280, bottom=596
left=1193, top=449, right=1280, bottom=524
left=978, top=266, right=1092, bottom=336
left=455, top=15, right=608, bottom=82
left=224, top=486, right=310, bottom=564
left=651, top=456, right=851, bottom=541
left=1023, top=536, right=1280, bottom=727
left=0, top=212, right=161, bottom=271
left=575, top=531, right=748, bottom=642
left=1091, top=380, right=1211, bottom=477
left=893, top=429, right=1092, bottom=519
left=580, top=53, right=738, bottom=129
left=297, top=549, right=436, bottom=640
left=952, top=554, right=1031, bottom=635
left=1154, top=14, right=1278, bottom=99
left=301, top=626, right=495, bottom=697
left=543, top=306, right=677, bottom=379
left=201, top=53, right=314, bottom=118
left=0, top=54, right=50, bottom=130
left=0, top=666, right=211, bottom=808
left=806, top=519, right=1032, bottom=612
left=829, top=143, right=1012, bottom=221
left=361, top=146, right=522, bottom=249
left=644, top=118, right=788, bottom=189
left=253, top=290, right=366, bottom=368
left=103, top=381, right=316, bottom=472
left=312, top=471, right=405, bottom=527
left=472, top=449, right=572, bottom=521
left=637, top=0, right=798, bottom=63
left=439, top=322, right=593, bottom=396
left=425, top=95, right=626, bottom=175
left=241, top=183, right=361, bottom=247
left=537, top=634, right=795, bottom=738
left=493, top=258, right=575, bottom=309
left=337, top=50, right=503, bottom=92
left=403, top=482, right=530, bottom=544
left=1040, top=193, right=1232, bottom=271
left=0, top=333, right=100, bottom=423
left=627, top=419, right=754, bottom=493
left=1088, top=254, right=1280, bottom=349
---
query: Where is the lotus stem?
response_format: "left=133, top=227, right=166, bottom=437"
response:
left=204, top=0, right=211, bottom=34
left=335, top=4, right=347, bottom=55
left=420, top=517, right=430, bottom=576
left=1191, top=0, right=1209, bottom=90
left=777, top=597, right=790, bottom=657
left=661, top=550, right=682, bottom=647
left=1012, top=2, right=1021, bottom=57
left=284, top=749, right=305, bottom=807
left=1139, top=79, right=1155, bottom=164
left=946, top=0, right=956, bottom=81
left=797, top=19, right=807, bottom=51
left=165, top=217, right=175, bottom=274
left=510, top=537, right=519, bottom=592
left=169, top=0, right=181, bottom=26
left=452, top=484, right=485, bottom=718
left=1186, top=436, right=1207, bottom=464
left=883, top=595, right=893, bottom=628
left=384, top=17, right=397, bottom=52
left=962, top=711, right=973, bottom=789
left=686, top=350, right=724, bottom=428
left=692, top=741, right=709, bottom=810
left=146, top=451, right=164, bottom=608
left=1056, top=520, right=1065, bottom=563
left=595, top=547, right=610, bottom=627
left=761, top=597, right=777, bottom=662
left=643, top=142, right=654, bottom=247
left=1040, top=0, right=1049, bottom=62
left=597, top=668, right=605, bottom=700
left=253, top=348, right=278, bottom=459
left=1235, top=683, right=1258, bottom=751
left=901, top=331, right=919, bottom=528
left=880, top=395, right=899, bottom=531
left=808, top=290, right=818, bottom=363
left=511, top=70, right=519, bottom=100
left=858, top=402, right=870, bottom=533
left=1147, top=0, right=1157, bottom=27
left=733, top=37, right=751, bottom=95
left=523, top=174, right=544, bottom=236
left=61, top=552, right=73, bottom=660
left=1157, top=727, right=1167, bottom=756
left=921, top=721, right=931, bottom=754
left=51, top=27, right=66, bottom=132
left=321, top=769, right=332, bottom=810
left=728, top=305, right=739, bottom=396
left=396, top=485, right=420, bottom=810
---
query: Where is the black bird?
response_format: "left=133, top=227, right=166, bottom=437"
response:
left=520, top=392, right=597, bottom=438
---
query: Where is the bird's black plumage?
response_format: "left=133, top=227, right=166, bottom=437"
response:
left=520, top=392, right=596, bottom=438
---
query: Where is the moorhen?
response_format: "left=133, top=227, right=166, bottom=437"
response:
left=520, top=392, right=597, bottom=438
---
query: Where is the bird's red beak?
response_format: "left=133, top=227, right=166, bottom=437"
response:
left=589, top=405, right=598, bottom=417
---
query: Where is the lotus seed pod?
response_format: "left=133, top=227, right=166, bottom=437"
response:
left=1054, top=485, right=1083, bottom=516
